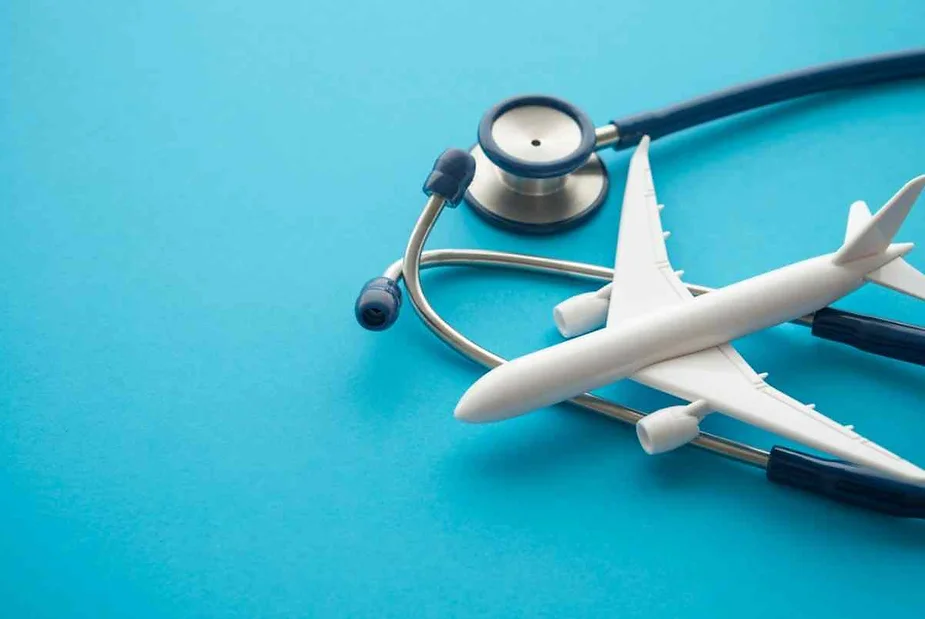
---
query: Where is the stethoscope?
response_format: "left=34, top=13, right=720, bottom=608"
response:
left=356, top=49, right=925, bottom=518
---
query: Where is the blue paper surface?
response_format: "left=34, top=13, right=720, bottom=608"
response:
left=3, top=1, right=925, bottom=617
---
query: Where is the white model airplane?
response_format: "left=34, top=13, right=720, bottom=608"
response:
left=455, top=136, right=925, bottom=483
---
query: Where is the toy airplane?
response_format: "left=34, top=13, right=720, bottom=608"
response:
left=454, top=136, right=925, bottom=484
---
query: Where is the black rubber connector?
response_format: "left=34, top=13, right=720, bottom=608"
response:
left=423, top=149, right=477, bottom=206
left=811, top=307, right=925, bottom=367
left=355, top=277, right=402, bottom=331
left=767, top=446, right=925, bottom=518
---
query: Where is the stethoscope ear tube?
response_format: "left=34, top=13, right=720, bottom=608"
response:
left=423, top=149, right=477, bottom=206
left=355, top=150, right=477, bottom=331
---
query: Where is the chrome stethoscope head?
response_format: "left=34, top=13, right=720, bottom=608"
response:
left=466, top=95, right=612, bottom=234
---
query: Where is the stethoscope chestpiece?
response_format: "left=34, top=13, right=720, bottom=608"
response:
left=466, top=94, right=609, bottom=234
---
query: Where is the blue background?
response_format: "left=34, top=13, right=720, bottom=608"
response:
left=3, top=1, right=925, bottom=617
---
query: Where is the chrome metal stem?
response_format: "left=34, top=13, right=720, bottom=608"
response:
left=594, top=124, right=620, bottom=150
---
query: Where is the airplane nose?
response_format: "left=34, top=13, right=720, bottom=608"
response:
left=453, top=335, right=590, bottom=423
left=453, top=362, right=532, bottom=423
left=453, top=379, right=496, bottom=423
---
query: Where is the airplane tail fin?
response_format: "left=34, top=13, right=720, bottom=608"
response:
left=834, top=175, right=925, bottom=264
left=835, top=175, right=925, bottom=301
left=843, top=200, right=873, bottom=244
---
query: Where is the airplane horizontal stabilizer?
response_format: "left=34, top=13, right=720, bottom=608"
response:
left=867, top=255, right=925, bottom=301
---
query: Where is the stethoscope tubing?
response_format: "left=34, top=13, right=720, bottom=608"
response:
left=609, top=48, right=925, bottom=150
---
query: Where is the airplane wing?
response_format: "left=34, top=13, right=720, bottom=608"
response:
left=632, top=344, right=925, bottom=482
left=608, top=135, right=693, bottom=326
left=606, top=136, right=924, bottom=482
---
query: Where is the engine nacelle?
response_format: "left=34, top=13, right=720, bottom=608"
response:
left=636, top=400, right=710, bottom=454
left=552, top=286, right=611, bottom=338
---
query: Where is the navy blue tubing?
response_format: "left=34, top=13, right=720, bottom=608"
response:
left=811, top=307, right=925, bottom=367
left=612, top=48, right=925, bottom=149
left=767, top=447, right=925, bottom=518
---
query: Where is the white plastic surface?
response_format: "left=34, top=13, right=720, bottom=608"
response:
left=454, top=137, right=925, bottom=483
left=633, top=342, right=925, bottom=480
left=635, top=400, right=708, bottom=454
left=844, top=200, right=871, bottom=242
left=552, top=286, right=611, bottom=338
left=607, top=137, right=693, bottom=325
left=867, top=256, right=925, bottom=301
left=842, top=191, right=925, bottom=300
left=835, top=176, right=925, bottom=263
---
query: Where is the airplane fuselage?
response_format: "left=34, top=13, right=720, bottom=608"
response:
left=455, top=247, right=908, bottom=422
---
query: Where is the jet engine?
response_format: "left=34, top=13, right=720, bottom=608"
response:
left=636, top=400, right=710, bottom=454
left=552, top=286, right=611, bottom=338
